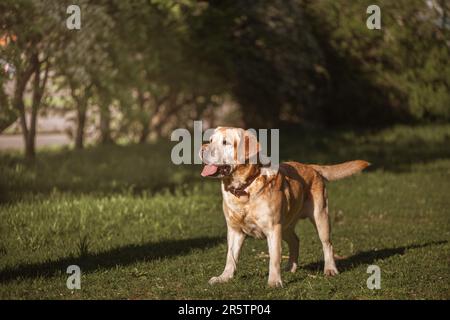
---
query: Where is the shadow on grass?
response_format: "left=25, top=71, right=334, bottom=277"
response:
left=302, top=240, right=448, bottom=273
left=0, top=235, right=224, bottom=284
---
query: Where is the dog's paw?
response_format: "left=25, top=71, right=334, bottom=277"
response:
left=284, top=262, right=298, bottom=273
left=268, top=278, right=283, bottom=288
left=324, top=267, right=339, bottom=276
left=208, top=275, right=231, bottom=285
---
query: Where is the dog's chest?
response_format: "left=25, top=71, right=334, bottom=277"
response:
left=224, top=196, right=265, bottom=239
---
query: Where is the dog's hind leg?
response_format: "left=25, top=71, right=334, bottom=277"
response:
left=282, top=228, right=299, bottom=273
left=309, top=179, right=339, bottom=276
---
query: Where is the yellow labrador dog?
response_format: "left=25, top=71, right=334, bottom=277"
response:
left=200, top=127, right=369, bottom=287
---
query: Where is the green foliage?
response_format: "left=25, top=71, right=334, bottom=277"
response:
left=304, top=0, right=450, bottom=124
left=405, top=46, right=450, bottom=120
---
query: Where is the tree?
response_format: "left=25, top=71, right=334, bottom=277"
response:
left=110, top=0, right=223, bottom=141
left=188, top=0, right=328, bottom=128
left=54, top=0, right=118, bottom=148
left=303, top=0, right=450, bottom=125
left=0, top=0, right=67, bottom=158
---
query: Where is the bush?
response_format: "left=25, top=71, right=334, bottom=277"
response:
left=304, top=0, right=450, bottom=125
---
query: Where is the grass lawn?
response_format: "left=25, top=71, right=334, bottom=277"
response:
left=0, top=125, right=449, bottom=299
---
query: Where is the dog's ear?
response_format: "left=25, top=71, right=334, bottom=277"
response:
left=241, top=130, right=260, bottom=163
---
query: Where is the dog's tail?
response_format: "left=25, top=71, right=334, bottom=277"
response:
left=310, top=160, right=370, bottom=181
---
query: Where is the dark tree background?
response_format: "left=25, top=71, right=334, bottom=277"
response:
left=0, top=0, right=449, bottom=157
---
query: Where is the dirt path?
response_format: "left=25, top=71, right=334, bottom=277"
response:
left=0, top=134, right=71, bottom=151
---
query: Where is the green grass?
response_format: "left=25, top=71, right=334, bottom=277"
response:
left=0, top=124, right=449, bottom=299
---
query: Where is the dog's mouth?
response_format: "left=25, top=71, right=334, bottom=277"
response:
left=201, top=164, right=231, bottom=177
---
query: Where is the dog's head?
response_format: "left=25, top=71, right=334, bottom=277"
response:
left=200, top=127, right=260, bottom=178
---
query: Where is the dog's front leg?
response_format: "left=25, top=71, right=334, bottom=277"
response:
left=266, top=224, right=283, bottom=287
left=209, top=224, right=245, bottom=285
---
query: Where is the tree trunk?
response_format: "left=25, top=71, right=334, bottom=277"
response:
left=25, top=59, right=49, bottom=159
left=14, top=56, right=36, bottom=159
left=27, top=65, right=40, bottom=159
left=137, top=90, right=150, bottom=144
left=99, top=104, right=113, bottom=145
left=15, top=75, right=30, bottom=158
left=139, top=120, right=150, bottom=144
left=75, top=106, right=87, bottom=149
left=70, top=82, right=92, bottom=150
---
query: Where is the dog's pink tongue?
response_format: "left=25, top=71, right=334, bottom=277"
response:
left=201, top=164, right=218, bottom=177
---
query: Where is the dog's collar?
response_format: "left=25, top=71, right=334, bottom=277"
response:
left=226, top=169, right=261, bottom=198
